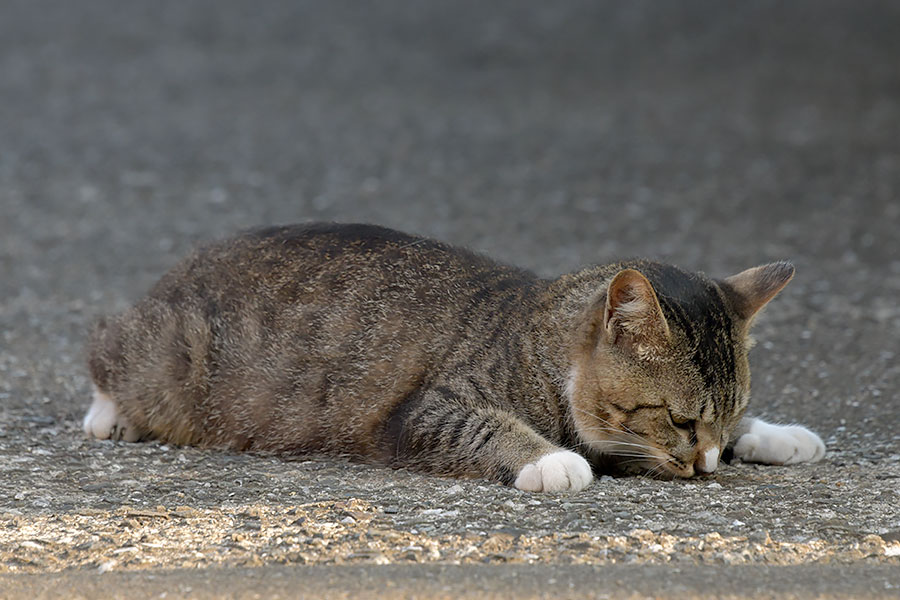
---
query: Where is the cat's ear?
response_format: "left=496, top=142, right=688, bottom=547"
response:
left=719, top=262, right=795, bottom=322
left=602, top=269, right=671, bottom=358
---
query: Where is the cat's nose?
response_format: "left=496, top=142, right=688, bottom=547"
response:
left=696, top=447, right=720, bottom=474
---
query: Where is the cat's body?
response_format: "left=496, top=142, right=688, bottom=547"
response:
left=84, top=223, right=824, bottom=491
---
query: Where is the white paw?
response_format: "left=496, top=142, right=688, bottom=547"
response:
left=514, top=450, right=593, bottom=492
left=83, top=388, right=142, bottom=442
left=733, top=419, right=825, bottom=465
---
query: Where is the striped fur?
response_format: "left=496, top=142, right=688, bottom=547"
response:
left=86, top=223, right=794, bottom=486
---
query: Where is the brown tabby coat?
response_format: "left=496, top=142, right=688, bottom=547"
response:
left=87, top=223, right=794, bottom=485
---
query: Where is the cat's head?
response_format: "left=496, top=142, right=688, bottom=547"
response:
left=568, top=260, right=794, bottom=478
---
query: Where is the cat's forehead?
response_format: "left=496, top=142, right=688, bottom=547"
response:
left=630, top=261, right=744, bottom=414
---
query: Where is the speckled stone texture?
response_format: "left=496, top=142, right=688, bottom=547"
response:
left=1, top=1, right=898, bottom=597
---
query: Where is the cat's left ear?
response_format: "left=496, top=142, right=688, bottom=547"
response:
left=719, top=262, right=795, bottom=323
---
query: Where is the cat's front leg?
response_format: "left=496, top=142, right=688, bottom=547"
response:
left=730, top=416, right=825, bottom=465
left=388, top=394, right=592, bottom=492
left=513, top=450, right=593, bottom=492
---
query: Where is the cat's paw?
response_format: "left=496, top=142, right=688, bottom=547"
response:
left=733, top=419, right=825, bottom=465
left=83, top=388, right=142, bottom=442
left=514, top=450, right=593, bottom=492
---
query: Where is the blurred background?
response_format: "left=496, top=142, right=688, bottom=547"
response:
left=1, top=1, right=898, bottom=450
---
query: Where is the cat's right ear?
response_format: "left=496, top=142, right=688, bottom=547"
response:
left=601, top=269, right=671, bottom=359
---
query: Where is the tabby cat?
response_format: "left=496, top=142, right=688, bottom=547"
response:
left=84, top=223, right=825, bottom=492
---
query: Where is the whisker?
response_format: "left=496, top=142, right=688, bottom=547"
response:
left=642, top=456, right=678, bottom=480
left=604, top=453, right=656, bottom=460
left=573, top=406, right=644, bottom=439
left=576, top=431, right=658, bottom=458
left=583, top=437, right=655, bottom=450
left=578, top=428, right=656, bottom=451
left=563, top=439, right=654, bottom=460
left=575, top=419, right=648, bottom=440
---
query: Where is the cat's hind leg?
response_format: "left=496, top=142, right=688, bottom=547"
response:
left=83, top=387, right=144, bottom=442
left=731, top=417, right=825, bottom=465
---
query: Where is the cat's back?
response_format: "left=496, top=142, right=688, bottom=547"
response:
left=150, top=223, right=537, bottom=311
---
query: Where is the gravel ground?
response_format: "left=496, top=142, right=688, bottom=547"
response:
left=1, top=1, right=899, bottom=597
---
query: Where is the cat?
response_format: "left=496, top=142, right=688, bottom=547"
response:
left=83, top=223, right=825, bottom=492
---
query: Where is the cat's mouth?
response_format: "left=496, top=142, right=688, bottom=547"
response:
left=613, top=454, right=697, bottom=479
left=587, top=440, right=698, bottom=479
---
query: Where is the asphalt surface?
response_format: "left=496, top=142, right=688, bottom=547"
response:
left=1, top=1, right=899, bottom=598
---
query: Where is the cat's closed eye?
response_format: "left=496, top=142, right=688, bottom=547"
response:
left=666, top=408, right=692, bottom=429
